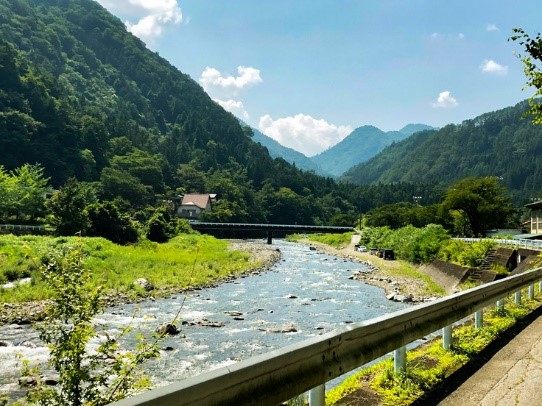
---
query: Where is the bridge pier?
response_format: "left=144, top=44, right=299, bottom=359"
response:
left=267, top=230, right=273, bottom=245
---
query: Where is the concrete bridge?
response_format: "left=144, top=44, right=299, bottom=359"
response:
left=189, top=221, right=355, bottom=244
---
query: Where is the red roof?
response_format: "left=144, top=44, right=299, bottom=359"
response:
left=181, top=194, right=213, bottom=209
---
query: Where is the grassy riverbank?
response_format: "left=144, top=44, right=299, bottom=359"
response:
left=326, top=296, right=542, bottom=405
left=0, top=234, right=272, bottom=304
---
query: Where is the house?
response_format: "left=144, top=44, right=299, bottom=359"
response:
left=176, top=194, right=216, bottom=219
left=523, top=200, right=542, bottom=238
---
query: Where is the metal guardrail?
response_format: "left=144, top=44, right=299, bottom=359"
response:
left=0, top=224, right=49, bottom=232
left=111, top=267, right=542, bottom=406
left=456, top=237, right=542, bottom=250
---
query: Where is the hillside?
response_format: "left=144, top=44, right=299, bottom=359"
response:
left=250, top=126, right=329, bottom=175
left=311, top=124, right=434, bottom=177
left=0, top=0, right=356, bottom=224
left=342, top=101, right=542, bottom=202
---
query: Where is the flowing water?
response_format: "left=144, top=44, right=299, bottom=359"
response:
left=0, top=240, right=409, bottom=400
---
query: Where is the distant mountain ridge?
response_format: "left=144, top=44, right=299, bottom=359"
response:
left=341, top=101, right=542, bottom=201
left=310, top=124, right=436, bottom=177
left=248, top=126, right=330, bottom=176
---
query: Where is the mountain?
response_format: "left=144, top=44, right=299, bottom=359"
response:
left=399, top=123, right=437, bottom=136
left=341, top=101, right=542, bottom=202
left=310, top=125, right=424, bottom=177
left=0, top=0, right=357, bottom=224
left=250, top=126, right=329, bottom=176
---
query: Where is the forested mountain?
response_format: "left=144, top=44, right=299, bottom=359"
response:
left=342, top=101, right=542, bottom=203
left=250, top=126, right=329, bottom=176
left=311, top=124, right=434, bottom=177
left=0, top=0, right=360, bottom=224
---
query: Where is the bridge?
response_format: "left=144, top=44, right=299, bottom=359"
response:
left=189, top=221, right=355, bottom=244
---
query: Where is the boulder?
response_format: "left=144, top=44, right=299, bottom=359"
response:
left=155, top=323, right=181, bottom=336
left=134, top=278, right=154, bottom=291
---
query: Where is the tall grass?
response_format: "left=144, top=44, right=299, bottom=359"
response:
left=0, top=234, right=254, bottom=303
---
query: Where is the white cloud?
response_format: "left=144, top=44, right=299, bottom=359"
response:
left=480, top=59, right=508, bottom=75
left=432, top=91, right=458, bottom=108
left=458, top=33, right=465, bottom=39
left=214, top=99, right=249, bottom=120
left=200, top=66, right=262, bottom=94
left=95, top=0, right=182, bottom=45
left=486, top=23, right=500, bottom=32
left=258, top=114, right=353, bottom=156
left=430, top=32, right=441, bottom=39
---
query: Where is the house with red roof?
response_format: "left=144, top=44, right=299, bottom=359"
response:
left=176, top=194, right=216, bottom=219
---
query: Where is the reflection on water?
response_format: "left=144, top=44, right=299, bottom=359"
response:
left=0, top=240, right=408, bottom=399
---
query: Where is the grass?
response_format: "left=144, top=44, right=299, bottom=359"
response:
left=0, top=234, right=257, bottom=303
left=288, top=233, right=355, bottom=249
left=326, top=295, right=542, bottom=405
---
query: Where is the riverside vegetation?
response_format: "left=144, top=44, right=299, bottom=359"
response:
left=0, top=233, right=266, bottom=311
left=298, top=229, right=542, bottom=405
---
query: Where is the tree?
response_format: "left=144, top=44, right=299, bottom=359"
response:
left=440, top=177, right=516, bottom=237
left=47, top=178, right=96, bottom=236
left=510, top=29, right=542, bottom=123
left=25, top=245, right=159, bottom=405
left=87, top=201, right=139, bottom=244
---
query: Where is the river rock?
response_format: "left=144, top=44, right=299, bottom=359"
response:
left=155, top=323, right=181, bottom=336
left=0, top=340, right=10, bottom=347
left=134, top=278, right=154, bottom=291
left=44, top=376, right=59, bottom=386
left=197, top=319, right=224, bottom=328
left=19, top=376, right=38, bottom=387
left=224, top=311, right=243, bottom=317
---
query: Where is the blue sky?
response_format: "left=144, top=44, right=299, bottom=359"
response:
left=95, top=0, right=541, bottom=156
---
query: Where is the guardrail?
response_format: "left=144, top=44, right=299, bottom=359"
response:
left=0, top=224, right=50, bottom=232
left=456, top=237, right=542, bottom=250
left=111, top=267, right=542, bottom=406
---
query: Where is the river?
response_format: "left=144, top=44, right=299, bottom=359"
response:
left=0, top=240, right=409, bottom=401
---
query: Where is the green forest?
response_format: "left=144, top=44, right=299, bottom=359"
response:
left=342, top=101, right=542, bottom=205
left=0, top=0, right=538, bottom=239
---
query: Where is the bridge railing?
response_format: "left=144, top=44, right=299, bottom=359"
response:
left=111, top=267, right=542, bottom=406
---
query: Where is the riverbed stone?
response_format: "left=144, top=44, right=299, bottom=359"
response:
left=134, top=278, right=154, bottom=291
left=155, top=323, right=181, bottom=336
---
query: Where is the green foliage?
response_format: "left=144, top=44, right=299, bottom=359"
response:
left=342, top=101, right=542, bottom=207
left=0, top=234, right=253, bottom=303
left=440, top=177, right=516, bottom=237
left=25, top=244, right=159, bottom=405
left=360, top=224, right=450, bottom=264
left=300, top=232, right=355, bottom=249
left=0, top=163, right=50, bottom=222
left=438, top=239, right=496, bottom=267
left=510, top=29, right=542, bottom=124
left=46, top=177, right=96, bottom=236
left=145, top=207, right=176, bottom=243
left=328, top=297, right=540, bottom=405
left=86, top=201, right=139, bottom=245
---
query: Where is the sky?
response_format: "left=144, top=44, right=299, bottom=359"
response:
left=94, top=0, right=541, bottom=156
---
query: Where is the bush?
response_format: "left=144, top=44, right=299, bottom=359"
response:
left=87, top=201, right=139, bottom=245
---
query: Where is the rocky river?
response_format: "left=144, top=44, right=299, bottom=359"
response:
left=0, top=240, right=410, bottom=401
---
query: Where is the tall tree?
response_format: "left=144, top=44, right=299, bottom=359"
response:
left=510, top=29, right=542, bottom=123
left=440, top=177, right=516, bottom=237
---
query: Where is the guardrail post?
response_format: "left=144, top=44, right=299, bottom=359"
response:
left=474, top=310, right=483, bottom=329
left=309, top=384, right=325, bottom=406
left=539, top=281, right=542, bottom=293
left=515, top=290, right=522, bottom=305
left=394, top=346, right=406, bottom=373
left=529, top=285, right=535, bottom=300
left=496, top=298, right=504, bottom=312
left=442, top=325, right=452, bottom=350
